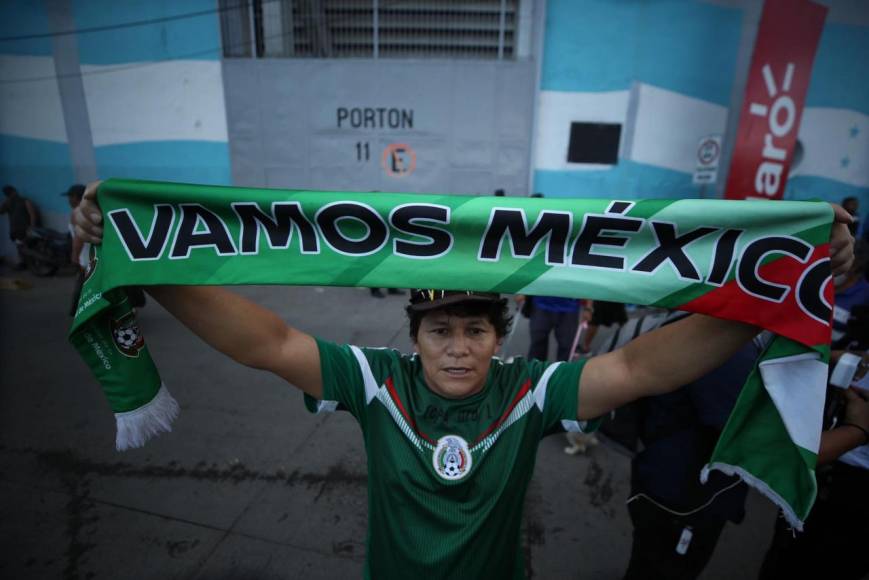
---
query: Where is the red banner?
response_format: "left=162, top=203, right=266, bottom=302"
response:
left=724, top=0, right=827, bottom=200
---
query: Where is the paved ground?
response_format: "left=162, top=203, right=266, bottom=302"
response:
left=1, top=264, right=779, bottom=579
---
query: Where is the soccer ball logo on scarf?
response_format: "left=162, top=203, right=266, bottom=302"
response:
left=432, top=435, right=472, bottom=481
left=111, top=311, right=145, bottom=358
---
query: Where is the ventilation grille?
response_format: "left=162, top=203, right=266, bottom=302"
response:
left=221, top=0, right=518, bottom=60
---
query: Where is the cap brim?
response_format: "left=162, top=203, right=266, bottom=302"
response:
left=408, top=293, right=500, bottom=312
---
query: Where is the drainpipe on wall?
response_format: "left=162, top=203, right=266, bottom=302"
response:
left=526, top=0, right=547, bottom=197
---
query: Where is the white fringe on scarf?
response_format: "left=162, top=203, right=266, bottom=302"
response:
left=114, top=383, right=179, bottom=451
left=701, top=462, right=804, bottom=532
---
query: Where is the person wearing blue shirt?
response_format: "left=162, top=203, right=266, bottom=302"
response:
left=516, top=295, right=582, bottom=362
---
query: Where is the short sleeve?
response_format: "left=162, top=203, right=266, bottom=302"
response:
left=538, top=358, right=602, bottom=434
left=303, top=338, right=369, bottom=420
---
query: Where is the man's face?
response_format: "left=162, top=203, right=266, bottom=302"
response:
left=413, top=309, right=501, bottom=399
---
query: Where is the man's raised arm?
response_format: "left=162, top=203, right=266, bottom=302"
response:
left=578, top=315, right=757, bottom=420
left=147, top=285, right=323, bottom=399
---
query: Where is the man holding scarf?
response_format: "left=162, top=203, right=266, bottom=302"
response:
left=72, top=181, right=855, bottom=579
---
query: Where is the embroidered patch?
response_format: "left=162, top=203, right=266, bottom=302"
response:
left=111, top=311, right=145, bottom=358
left=432, top=434, right=472, bottom=481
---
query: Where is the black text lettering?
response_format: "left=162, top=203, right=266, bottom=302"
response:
left=233, top=202, right=319, bottom=254
left=108, top=204, right=175, bottom=261
left=479, top=208, right=571, bottom=264
left=316, top=202, right=388, bottom=256
left=797, top=258, right=832, bottom=324
left=632, top=222, right=717, bottom=280
left=706, top=229, right=743, bottom=286
left=737, top=236, right=812, bottom=302
left=391, top=204, right=452, bottom=258
left=171, top=204, right=237, bottom=259
left=571, top=214, right=643, bottom=269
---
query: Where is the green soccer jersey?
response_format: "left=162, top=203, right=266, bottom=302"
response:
left=306, top=339, right=599, bottom=579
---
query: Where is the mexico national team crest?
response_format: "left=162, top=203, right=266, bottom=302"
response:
left=432, top=435, right=472, bottom=481
left=111, top=311, right=145, bottom=358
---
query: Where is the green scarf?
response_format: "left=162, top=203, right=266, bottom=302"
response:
left=70, top=178, right=835, bottom=530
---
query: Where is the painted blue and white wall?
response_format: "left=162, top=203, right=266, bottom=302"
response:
left=787, top=13, right=869, bottom=206
left=532, top=0, right=869, bottom=207
left=0, top=1, right=75, bottom=253
left=73, top=0, right=230, bottom=186
left=0, top=0, right=230, bottom=260
left=532, top=0, right=741, bottom=200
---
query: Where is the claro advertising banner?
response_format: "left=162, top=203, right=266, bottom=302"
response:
left=724, top=0, right=827, bottom=200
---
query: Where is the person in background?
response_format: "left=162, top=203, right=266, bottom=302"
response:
left=586, top=308, right=869, bottom=580
left=757, top=351, right=869, bottom=580
left=515, top=191, right=584, bottom=363
left=577, top=308, right=755, bottom=579
left=832, top=241, right=869, bottom=349
left=517, top=292, right=598, bottom=456
left=1, top=185, right=38, bottom=270
left=581, top=300, right=628, bottom=353
left=623, top=330, right=757, bottom=580
left=758, top=249, right=869, bottom=580
left=516, top=293, right=583, bottom=363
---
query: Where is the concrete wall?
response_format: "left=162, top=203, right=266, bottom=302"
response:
left=222, top=58, right=536, bottom=197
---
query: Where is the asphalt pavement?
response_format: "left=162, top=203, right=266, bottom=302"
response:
left=0, top=264, right=778, bottom=579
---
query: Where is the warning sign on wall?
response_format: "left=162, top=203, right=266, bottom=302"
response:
left=692, top=135, right=722, bottom=185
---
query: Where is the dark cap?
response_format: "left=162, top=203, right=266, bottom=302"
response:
left=408, top=289, right=501, bottom=312
left=62, top=184, right=86, bottom=198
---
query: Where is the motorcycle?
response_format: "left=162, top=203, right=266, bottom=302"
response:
left=18, top=226, right=72, bottom=277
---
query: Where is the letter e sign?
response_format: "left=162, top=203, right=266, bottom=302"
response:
left=382, top=143, right=416, bottom=178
